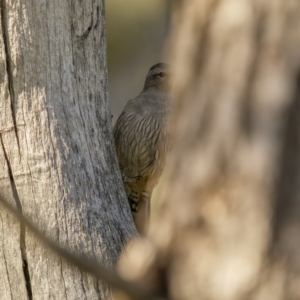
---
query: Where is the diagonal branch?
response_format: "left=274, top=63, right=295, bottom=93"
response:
left=0, top=194, right=165, bottom=300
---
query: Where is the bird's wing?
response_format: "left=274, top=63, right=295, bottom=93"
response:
left=113, top=97, right=161, bottom=182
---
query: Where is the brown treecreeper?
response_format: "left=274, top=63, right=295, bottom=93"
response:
left=114, top=63, right=171, bottom=234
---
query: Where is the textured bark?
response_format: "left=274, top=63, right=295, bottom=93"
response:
left=118, top=1, right=300, bottom=299
left=0, top=0, right=136, bottom=299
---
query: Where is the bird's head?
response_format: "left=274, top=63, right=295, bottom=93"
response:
left=143, top=63, right=170, bottom=91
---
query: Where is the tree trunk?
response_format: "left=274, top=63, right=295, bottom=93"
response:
left=0, top=0, right=136, bottom=299
left=118, top=1, right=300, bottom=299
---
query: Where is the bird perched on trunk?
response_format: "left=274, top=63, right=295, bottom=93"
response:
left=114, top=63, right=171, bottom=234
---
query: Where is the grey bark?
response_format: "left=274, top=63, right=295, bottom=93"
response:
left=117, top=1, right=300, bottom=299
left=0, top=0, right=136, bottom=299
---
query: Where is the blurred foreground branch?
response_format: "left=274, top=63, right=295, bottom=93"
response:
left=116, top=1, right=300, bottom=299
left=0, top=194, right=164, bottom=300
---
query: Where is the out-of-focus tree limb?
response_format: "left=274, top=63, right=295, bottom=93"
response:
left=116, top=1, right=300, bottom=299
left=0, top=194, right=165, bottom=300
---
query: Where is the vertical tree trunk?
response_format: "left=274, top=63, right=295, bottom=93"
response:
left=118, top=1, right=300, bottom=299
left=0, top=0, right=136, bottom=299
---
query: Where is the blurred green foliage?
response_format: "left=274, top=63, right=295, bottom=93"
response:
left=106, top=0, right=167, bottom=71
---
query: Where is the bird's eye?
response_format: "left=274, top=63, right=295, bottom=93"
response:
left=158, top=72, right=166, bottom=78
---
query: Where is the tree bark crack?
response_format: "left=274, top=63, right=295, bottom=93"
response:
left=60, top=258, right=68, bottom=300
left=80, top=271, right=88, bottom=300
left=0, top=214, right=14, bottom=300
left=0, top=134, right=32, bottom=300
left=77, top=10, right=94, bottom=40
left=94, top=6, right=100, bottom=30
left=0, top=0, right=21, bottom=155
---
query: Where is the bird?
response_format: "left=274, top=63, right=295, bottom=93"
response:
left=113, top=63, right=171, bottom=234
